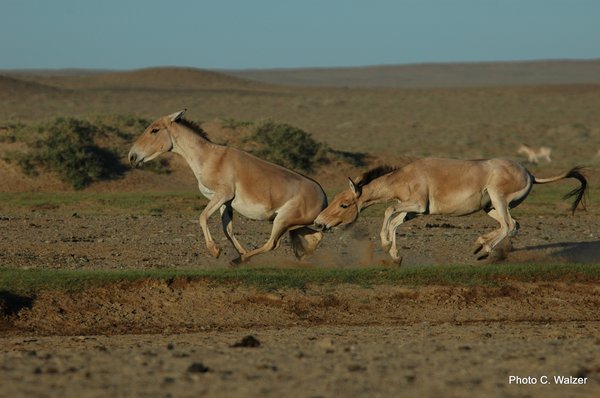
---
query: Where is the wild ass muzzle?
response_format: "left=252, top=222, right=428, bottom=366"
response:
left=129, top=110, right=327, bottom=265
left=314, top=158, right=587, bottom=263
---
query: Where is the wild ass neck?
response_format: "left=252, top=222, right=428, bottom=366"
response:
left=169, top=124, right=217, bottom=180
left=358, top=177, right=396, bottom=209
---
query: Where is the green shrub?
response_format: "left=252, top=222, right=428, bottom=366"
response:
left=29, top=118, right=126, bottom=189
left=3, top=116, right=173, bottom=189
left=247, top=121, right=322, bottom=173
left=244, top=120, right=367, bottom=173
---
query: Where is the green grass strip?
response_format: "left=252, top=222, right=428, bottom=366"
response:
left=1, top=263, right=599, bottom=295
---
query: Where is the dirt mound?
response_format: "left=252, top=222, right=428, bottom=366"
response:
left=3, top=280, right=599, bottom=336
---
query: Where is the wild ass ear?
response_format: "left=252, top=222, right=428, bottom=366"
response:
left=168, top=109, right=187, bottom=122
left=348, top=178, right=360, bottom=197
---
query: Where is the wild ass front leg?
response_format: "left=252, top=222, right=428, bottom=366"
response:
left=386, top=211, right=408, bottom=262
left=198, top=194, right=231, bottom=258
left=383, top=201, right=425, bottom=262
left=219, top=203, right=247, bottom=256
left=380, top=205, right=402, bottom=249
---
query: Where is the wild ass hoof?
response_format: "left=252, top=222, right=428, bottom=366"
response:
left=229, top=256, right=243, bottom=267
left=208, top=245, right=221, bottom=258
left=380, top=240, right=392, bottom=251
left=476, top=250, right=490, bottom=261
left=391, top=256, right=403, bottom=266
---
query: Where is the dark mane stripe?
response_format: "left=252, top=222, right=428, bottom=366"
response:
left=356, top=165, right=397, bottom=188
left=177, top=118, right=211, bottom=141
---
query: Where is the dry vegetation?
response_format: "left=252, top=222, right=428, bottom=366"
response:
left=1, top=64, right=600, bottom=191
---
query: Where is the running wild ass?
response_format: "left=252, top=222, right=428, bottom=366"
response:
left=129, top=110, right=327, bottom=265
left=314, top=158, right=587, bottom=262
left=517, top=144, right=552, bottom=164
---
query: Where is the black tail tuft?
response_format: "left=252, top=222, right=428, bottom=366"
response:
left=563, top=167, right=588, bottom=214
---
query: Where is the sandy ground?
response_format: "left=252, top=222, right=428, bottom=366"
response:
left=0, top=209, right=599, bottom=270
left=2, top=322, right=600, bottom=398
left=1, top=210, right=600, bottom=397
left=2, top=276, right=600, bottom=397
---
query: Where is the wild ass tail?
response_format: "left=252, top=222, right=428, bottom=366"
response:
left=533, top=167, right=588, bottom=214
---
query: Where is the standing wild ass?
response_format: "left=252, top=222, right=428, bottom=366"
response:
left=128, top=110, right=326, bottom=265
left=314, top=158, right=587, bottom=262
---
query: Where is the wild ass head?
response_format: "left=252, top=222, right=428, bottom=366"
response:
left=128, top=110, right=186, bottom=167
left=314, top=178, right=362, bottom=230
left=314, top=165, right=397, bottom=231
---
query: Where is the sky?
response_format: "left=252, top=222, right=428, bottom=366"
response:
left=1, top=0, right=599, bottom=70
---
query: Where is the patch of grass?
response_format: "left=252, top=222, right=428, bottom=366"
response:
left=220, top=117, right=253, bottom=129
left=1, top=264, right=599, bottom=295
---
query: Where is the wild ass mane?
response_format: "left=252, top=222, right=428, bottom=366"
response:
left=355, top=165, right=397, bottom=188
left=176, top=118, right=211, bottom=142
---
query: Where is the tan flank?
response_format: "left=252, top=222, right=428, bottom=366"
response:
left=314, top=158, right=587, bottom=263
left=128, top=110, right=326, bottom=265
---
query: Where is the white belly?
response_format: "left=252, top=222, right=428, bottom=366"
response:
left=198, top=181, right=214, bottom=200
left=232, top=196, right=273, bottom=220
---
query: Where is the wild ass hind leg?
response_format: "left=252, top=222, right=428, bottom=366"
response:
left=220, top=203, right=247, bottom=256
left=199, top=193, right=232, bottom=258
left=474, top=196, right=517, bottom=260
left=231, top=208, right=300, bottom=266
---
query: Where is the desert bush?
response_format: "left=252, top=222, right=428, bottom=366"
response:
left=2, top=151, right=38, bottom=176
left=21, top=118, right=126, bottom=189
left=34, top=118, right=125, bottom=189
left=245, top=120, right=366, bottom=173
left=3, top=116, right=172, bottom=188
left=246, top=121, right=322, bottom=173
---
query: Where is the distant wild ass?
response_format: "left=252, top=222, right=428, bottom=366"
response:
left=128, top=110, right=327, bottom=265
left=517, top=144, right=552, bottom=164
left=314, top=158, right=587, bottom=262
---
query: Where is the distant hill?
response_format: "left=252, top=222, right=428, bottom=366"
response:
left=2, top=67, right=272, bottom=91
left=0, top=75, right=62, bottom=94
left=223, top=59, right=600, bottom=88
left=6, top=60, right=599, bottom=91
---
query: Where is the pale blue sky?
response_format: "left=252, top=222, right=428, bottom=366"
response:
left=1, top=0, right=599, bottom=70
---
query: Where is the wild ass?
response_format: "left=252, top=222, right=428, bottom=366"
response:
left=314, top=158, right=587, bottom=262
left=128, top=110, right=326, bottom=265
left=517, top=144, right=552, bottom=164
